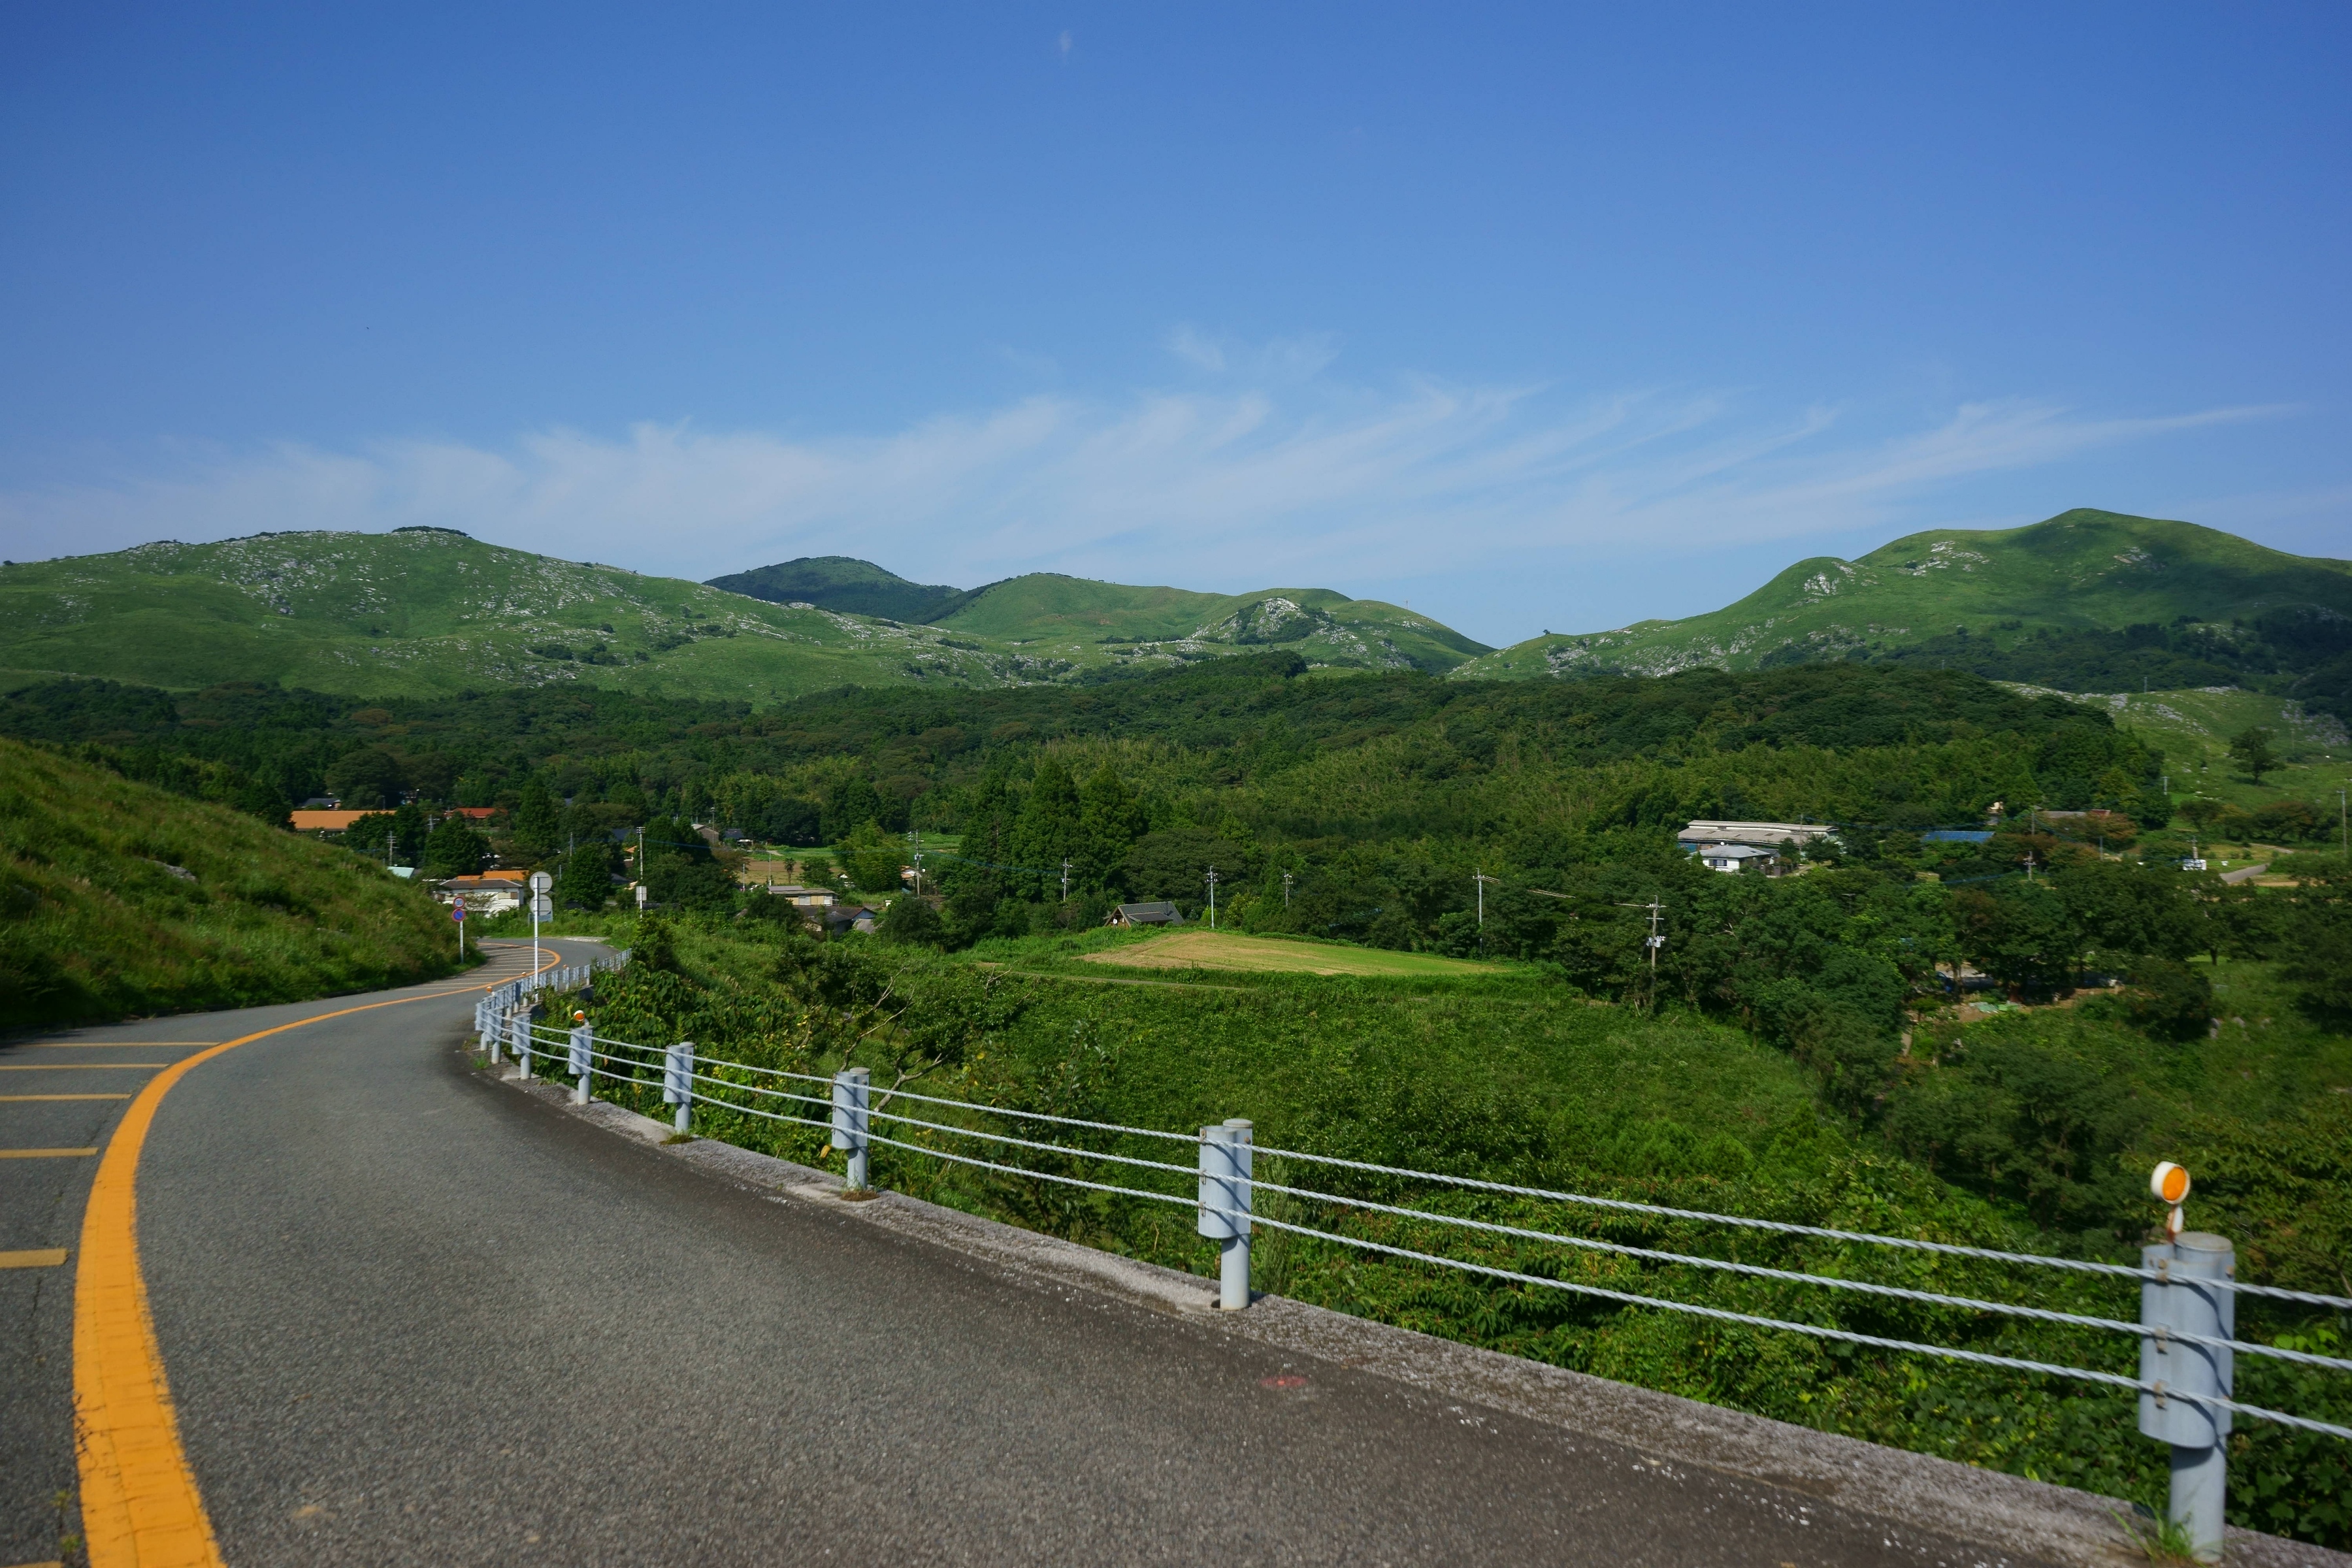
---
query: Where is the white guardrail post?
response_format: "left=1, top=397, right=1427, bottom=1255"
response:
left=662, top=1039, right=694, bottom=1135
left=832, top=1068, right=871, bottom=1189
left=513, top=1010, right=532, bottom=1081
left=570, top=1018, right=593, bottom=1105
left=2141, top=1229, right=2236, bottom=1562
left=1198, top=1119, right=1254, bottom=1310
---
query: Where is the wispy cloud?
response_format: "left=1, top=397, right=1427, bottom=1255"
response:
left=0, top=345, right=2285, bottom=621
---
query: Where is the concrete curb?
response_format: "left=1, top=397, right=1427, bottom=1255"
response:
left=479, top=1052, right=2347, bottom=1568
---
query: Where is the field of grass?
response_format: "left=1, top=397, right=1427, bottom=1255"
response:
left=1460, top=509, right=2352, bottom=679
left=1079, top=928, right=1505, bottom=978
left=0, top=738, right=475, bottom=1026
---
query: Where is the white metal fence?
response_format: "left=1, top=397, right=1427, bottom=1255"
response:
left=469, top=982, right=2349, bottom=1560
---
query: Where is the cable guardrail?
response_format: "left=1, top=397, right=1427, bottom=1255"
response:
left=468, top=990, right=2349, bottom=1557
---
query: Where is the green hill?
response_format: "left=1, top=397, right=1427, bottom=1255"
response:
left=0, top=534, right=1495, bottom=699
left=1461, top=510, right=2352, bottom=696
left=704, top=555, right=970, bottom=622
left=0, top=737, right=472, bottom=1026
left=933, top=575, right=1492, bottom=674
left=0, top=529, right=1015, bottom=702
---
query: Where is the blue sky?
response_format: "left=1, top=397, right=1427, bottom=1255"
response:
left=3, top=5, right=2346, bottom=646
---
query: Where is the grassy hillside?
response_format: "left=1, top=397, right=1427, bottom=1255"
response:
left=1462, top=510, right=2352, bottom=683
left=0, top=738, right=474, bottom=1026
left=0, top=529, right=1011, bottom=701
left=704, top=555, right=968, bottom=621
left=936, top=576, right=1492, bottom=674
left=1, top=532, right=1495, bottom=698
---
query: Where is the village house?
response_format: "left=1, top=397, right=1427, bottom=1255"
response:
left=1105, top=901, right=1184, bottom=928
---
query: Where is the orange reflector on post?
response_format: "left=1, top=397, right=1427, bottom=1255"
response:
left=2151, top=1162, right=2191, bottom=1205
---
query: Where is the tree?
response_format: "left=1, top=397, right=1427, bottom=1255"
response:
left=2178, top=796, right=2229, bottom=835
left=843, top=821, right=906, bottom=892
left=2229, top=725, right=2281, bottom=785
left=2053, top=858, right=2196, bottom=966
left=2125, top=958, right=2212, bottom=1041
left=511, top=779, right=561, bottom=860
left=1952, top=879, right=2078, bottom=996
left=878, top=894, right=946, bottom=947
left=821, top=776, right=883, bottom=843
left=327, top=745, right=402, bottom=809
left=1011, top=756, right=1082, bottom=899
left=640, top=815, right=734, bottom=910
left=555, top=843, right=613, bottom=911
left=1122, top=828, right=1243, bottom=916
left=422, top=814, right=489, bottom=877
left=1075, top=764, right=1147, bottom=892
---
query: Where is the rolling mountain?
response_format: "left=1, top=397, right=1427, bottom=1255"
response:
left=0, top=532, right=1492, bottom=702
left=709, top=553, right=1493, bottom=674
left=926, top=574, right=1490, bottom=674
left=704, top=556, right=972, bottom=622
left=0, top=529, right=1009, bottom=702
left=1457, top=510, right=2352, bottom=708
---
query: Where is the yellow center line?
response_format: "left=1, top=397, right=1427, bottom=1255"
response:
left=3, top=1248, right=71, bottom=1268
left=1, top=1149, right=99, bottom=1158
left=73, top=945, right=562, bottom=1567
left=1, top=1094, right=134, bottom=1102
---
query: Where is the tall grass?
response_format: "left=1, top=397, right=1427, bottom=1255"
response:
left=0, top=738, right=474, bottom=1026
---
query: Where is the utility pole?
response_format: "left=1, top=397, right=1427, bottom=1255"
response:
left=1060, top=858, right=1071, bottom=902
left=386, top=830, right=395, bottom=866
left=1205, top=866, right=1219, bottom=929
left=2340, top=783, right=2348, bottom=862
left=1474, top=870, right=1499, bottom=958
left=1282, top=870, right=1293, bottom=908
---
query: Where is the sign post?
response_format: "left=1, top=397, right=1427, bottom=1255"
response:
left=451, top=898, right=466, bottom=959
left=528, top=870, right=553, bottom=974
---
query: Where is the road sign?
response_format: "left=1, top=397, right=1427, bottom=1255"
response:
left=451, top=902, right=466, bottom=922
left=530, top=895, right=554, bottom=919
left=635, top=884, right=648, bottom=909
left=529, top=870, right=553, bottom=894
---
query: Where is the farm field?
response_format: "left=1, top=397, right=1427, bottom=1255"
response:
left=1081, top=928, right=1504, bottom=978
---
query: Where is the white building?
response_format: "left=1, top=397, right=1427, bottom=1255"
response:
left=1676, top=820, right=1839, bottom=852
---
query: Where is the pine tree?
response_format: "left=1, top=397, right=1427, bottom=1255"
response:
left=1075, top=764, right=1147, bottom=892
left=1013, top=755, right=1082, bottom=898
left=512, top=779, right=561, bottom=860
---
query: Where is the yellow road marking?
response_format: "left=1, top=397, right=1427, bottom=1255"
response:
left=2, top=1094, right=134, bottom=1102
left=3, top=1248, right=70, bottom=1268
left=0, top=1065, right=167, bottom=1071
left=74, top=946, right=560, bottom=1567
left=1, top=1148, right=98, bottom=1158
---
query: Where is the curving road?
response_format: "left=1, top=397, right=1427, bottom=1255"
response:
left=6, top=939, right=2054, bottom=1567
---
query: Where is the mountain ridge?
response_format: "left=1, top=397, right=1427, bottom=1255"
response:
left=1457, top=510, right=2352, bottom=697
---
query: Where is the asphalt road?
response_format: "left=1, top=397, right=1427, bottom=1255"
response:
left=8, top=940, right=2038, bottom=1567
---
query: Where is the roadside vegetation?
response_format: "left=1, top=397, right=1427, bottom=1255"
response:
left=0, top=738, right=474, bottom=1028
left=523, top=906, right=2348, bottom=1548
